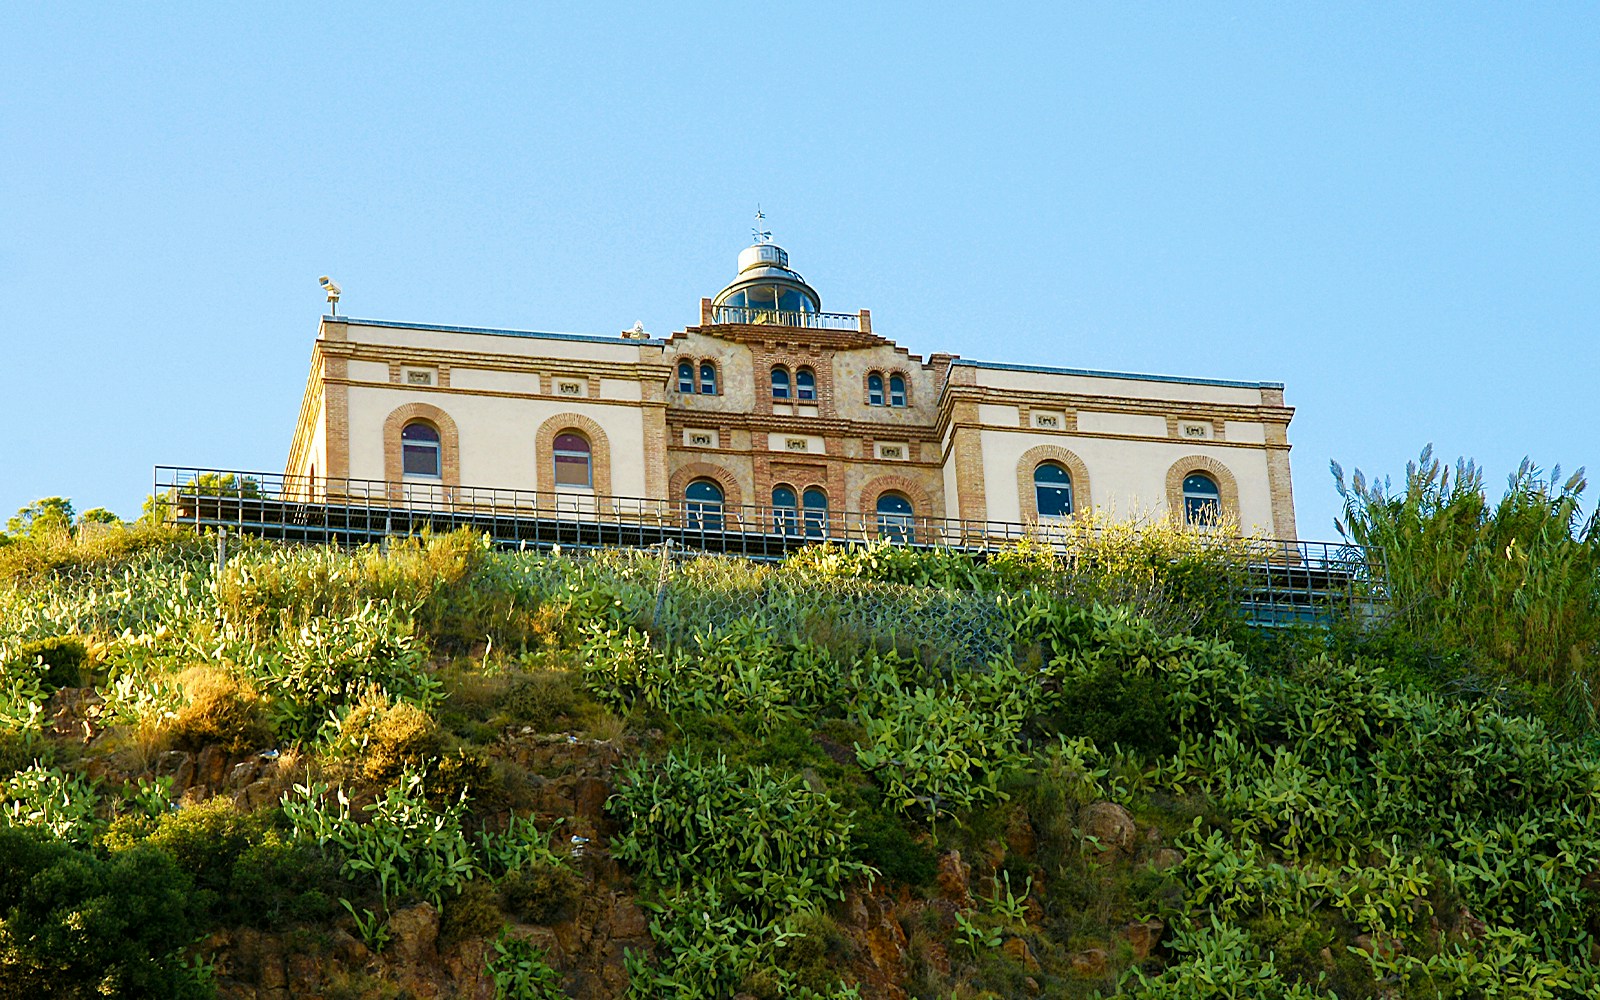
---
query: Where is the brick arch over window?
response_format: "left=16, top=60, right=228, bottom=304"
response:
left=1016, top=445, right=1092, bottom=521
left=669, top=462, right=745, bottom=514
left=384, top=402, right=460, bottom=490
left=1164, top=454, right=1241, bottom=524
left=858, top=474, right=933, bottom=518
left=535, top=413, right=612, bottom=496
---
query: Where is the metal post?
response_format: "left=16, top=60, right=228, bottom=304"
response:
left=215, top=527, right=227, bottom=574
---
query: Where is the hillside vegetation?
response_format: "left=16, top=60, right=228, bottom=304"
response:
left=1, top=453, right=1598, bottom=999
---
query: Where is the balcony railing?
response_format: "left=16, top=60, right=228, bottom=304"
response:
left=155, top=465, right=1383, bottom=627
left=708, top=305, right=861, bottom=330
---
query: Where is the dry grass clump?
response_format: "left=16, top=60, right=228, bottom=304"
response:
left=0, top=522, right=193, bottom=584
left=166, top=666, right=274, bottom=754
left=336, top=694, right=445, bottom=785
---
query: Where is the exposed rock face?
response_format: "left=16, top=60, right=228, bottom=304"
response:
left=1120, top=918, right=1165, bottom=960
left=936, top=850, right=973, bottom=903
left=1070, top=947, right=1109, bottom=976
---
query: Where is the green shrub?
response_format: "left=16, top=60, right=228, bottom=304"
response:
left=282, top=770, right=477, bottom=910
left=1, top=763, right=100, bottom=845
left=104, top=796, right=344, bottom=928
left=440, top=878, right=506, bottom=948
left=12, top=634, right=90, bottom=689
left=0, top=825, right=210, bottom=999
left=486, top=930, right=568, bottom=999
left=498, top=859, right=583, bottom=924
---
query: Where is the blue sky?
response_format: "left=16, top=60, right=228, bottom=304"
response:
left=2, top=4, right=1596, bottom=538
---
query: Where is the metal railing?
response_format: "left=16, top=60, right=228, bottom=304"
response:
left=708, top=305, right=862, bottom=330
left=154, top=466, right=1381, bottom=625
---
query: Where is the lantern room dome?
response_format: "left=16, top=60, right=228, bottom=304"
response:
left=712, top=240, right=821, bottom=315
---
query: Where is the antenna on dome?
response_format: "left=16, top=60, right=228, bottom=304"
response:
left=752, top=205, right=772, bottom=245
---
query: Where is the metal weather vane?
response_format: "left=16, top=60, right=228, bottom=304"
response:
left=752, top=205, right=772, bottom=245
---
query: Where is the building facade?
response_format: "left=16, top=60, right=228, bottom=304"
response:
left=285, top=239, right=1298, bottom=539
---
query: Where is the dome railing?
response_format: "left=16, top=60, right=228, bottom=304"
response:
left=710, top=304, right=861, bottom=331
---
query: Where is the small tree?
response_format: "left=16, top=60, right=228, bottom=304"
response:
left=7, top=498, right=75, bottom=539
left=78, top=507, right=122, bottom=528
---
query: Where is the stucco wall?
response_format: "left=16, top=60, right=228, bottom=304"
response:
left=344, top=386, right=650, bottom=496
left=977, top=429, right=1277, bottom=532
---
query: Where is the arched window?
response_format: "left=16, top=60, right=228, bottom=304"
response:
left=803, top=487, right=829, bottom=538
left=772, top=485, right=798, bottom=533
left=678, top=361, right=695, bottom=394
left=1182, top=473, right=1221, bottom=524
left=401, top=422, right=441, bottom=478
left=699, top=362, right=718, bottom=395
left=876, top=492, right=915, bottom=544
left=889, top=374, right=907, bottom=407
left=685, top=479, right=725, bottom=531
left=796, top=367, right=816, bottom=401
left=771, top=366, right=791, bottom=400
left=553, top=432, right=593, bottom=488
left=1034, top=462, right=1073, bottom=518
left=867, top=372, right=885, bottom=406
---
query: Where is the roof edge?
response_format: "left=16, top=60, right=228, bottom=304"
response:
left=952, top=358, right=1283, bottom=391
left=324, top=315, right=665, bottom=347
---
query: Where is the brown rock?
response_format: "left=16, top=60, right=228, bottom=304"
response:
left=574, top=777, right=610, bottom=822
left=388, top=902, right=440, bottom=963
left=257, top=953, right=287, bottom=991
left=234, top=778, right=278, bottom=811
left=1120, top=918, right=1164, bottom=960
left=1080, top=802, right=1136, bottom=856
left=1002, top=936, right=1042, bottom=972
left=328, top=928, right=369, bottom=967
left=936, top=851, right=972, bottom=902
left=1005, top=809, right=1037, bottom=859
left=196, top=746, right=230, bottom=787
left=1024, top=976, right=1041, bottom=995
left=227, top=760, right=260, bottom=789
left=1150, top=848, right=1184, bottom=870
left=608, top=896, right=648, bottom=939
left=285, top=952, right=321, bottom=994
left=1070, top=947, right=1108, bottom=976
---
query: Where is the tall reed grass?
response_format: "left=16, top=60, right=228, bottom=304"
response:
left=1334, top=445, right=1600, bottom=718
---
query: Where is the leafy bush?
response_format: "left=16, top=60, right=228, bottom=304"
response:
left=611, top=750, right=873, bottom=995
left=10, top=634, right=90, bottom=689
left=282, top=771, right=477, bottom=910
left=498, top=860, right=583, bottom=924
left=486, top=931, right=568, bottom=999
left=103, top=796, right=342, bottom=928
left=0, top=763, right=100, bottom=845
left=0, top=825, right=210, bottom=999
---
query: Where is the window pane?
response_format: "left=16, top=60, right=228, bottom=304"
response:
left=876, top=493, right=915, bottom=543
left=700, top=363, right=717, bottom=394
left=771, top=367, right=790, bottom=399
left=553, top=433, right=590, bottom=455
left=401, top=422, right=439, bottom=444
left=403, top=444, right=440, bottom=477
left=796, top=368, right=815, bottom=400
left=803, top=488, right=828, bottom=538
left=1182, top=473, right=1221, bottom=524
left=678, top=362, right=694, bottom=393
left=685, top=480, right=724, bottom=531
left=772, top=486, right=797, bottom=533
left=868, top=373, right=884, bottom=406
left=889, top=375, right=906, bottom=407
